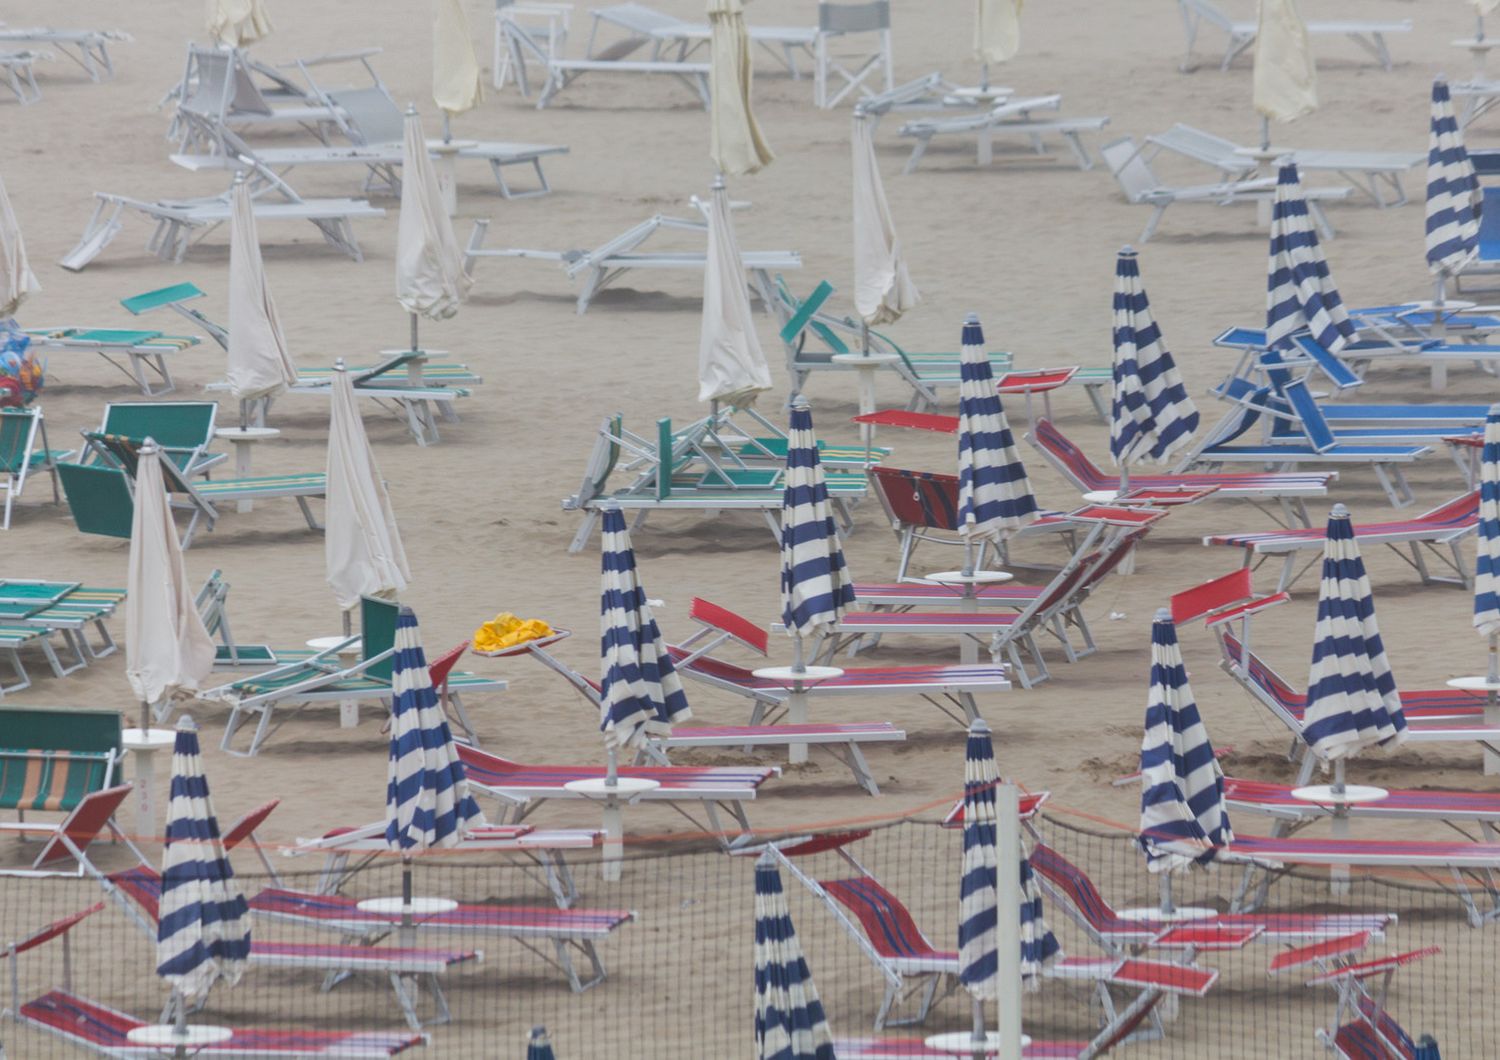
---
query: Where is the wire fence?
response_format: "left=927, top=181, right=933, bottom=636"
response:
left=0, top=809, right=1490, bottom=1058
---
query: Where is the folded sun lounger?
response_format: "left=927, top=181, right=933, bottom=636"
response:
left=1175, top=0, right=1410, bottom=72
left=897, top=95, right=1110, bottom=174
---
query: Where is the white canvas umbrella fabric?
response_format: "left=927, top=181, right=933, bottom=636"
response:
left=207, top=0, right=272, bottom=47
left=325, top=367, right=411, bottom=613
left=226, top=179, right=297, bottom=402
left=698, top=179, right=772, bottom=407
left=126, top=442, right=216, bottom=710
left=974, top=0, right=1022, bottom=64
left=1302, top=505, right=1407, bottom=763
left=396, top=110, right=473, bottom=321
left=1427, top=80, right=1482, bottom=279
left=852, top=112, right=919, bottom=327
left=708, top=0, right=774, bottom=177
left=0, top=173, right=39, bottom=319
left=1478, top=0, right=1500, bottom=16
left=433, top=0, right=484, bottom=118
left=1253, top=0, right=1317, bottom=126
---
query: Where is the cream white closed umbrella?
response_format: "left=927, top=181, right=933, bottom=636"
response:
left=0, top=174, right=39, bottom=319
left=433, top=0, right=484, bottom=139
left=699, top=177, right=772, bottom=410
left=207, top=0, right=272, bottom=47
left=326, top=364, right=410, bottom=633
left=708, top=0, right=774, bottom=177
left=396, top=107, right=473, bottom=353
left=974, top=0, right=1022, bottom=88
left=1252, top=0, right=1317, bottom=148
left=226, top=177, right=297, bottom=425
left=126, top=440, right=216, bottom=734
left=851, top=109, right=920, bottom=333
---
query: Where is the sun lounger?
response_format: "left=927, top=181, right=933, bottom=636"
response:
left=0, top=25, right=127, bottom=82
left=1204, top=490, right=1479, bottom=592
left=22, top=328, right=199, bottom=397
left=0, top=583, right=123, bottom=665
left=83, top=401, right=225, bottom=477
left=1102, top=136, right=1350, bottom=244
left=897, top=96, right=1110, bottom=174
left=464, top=210, right=799, bottom=314
left=0, top=707, right=121, bottom=823
left=0, top=784, right=143, bottom=876
left=1143, top=124, right=1421, bottom=207
left=586, top=2, right=816, bottom=77
left=1332, top=996, right=1434, bottom=1060
left=1175, top=0, right=1410, bottom=73
left=499, top=16, right=710, bottom=108
left=0, top=49, right=43, bottom=104
left=456, top=742, right=774, bottom=846
left=21, top=992, right=425, bottom=1057
left=0, top=594, right=92, bottom=691
left=831, top=1021, right=1159, bottom=1060
left=1226, top=776, right=1500, bottom=839
left=767, top=834, right=1218, bottom=1033
left=168, top=45, right=348, bottom=142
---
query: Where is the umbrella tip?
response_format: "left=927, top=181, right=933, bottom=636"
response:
left=176, top=714, right=198, bottom=732
left=967, top=717, right=991, bottom=735
left=1153, top=607, right=1173, bottom=623
left=964, top=312, right=979, bottom=324
left=1120, top=244, right=1136, bottom=256
left=405, top=102, right=418, bottom=115
left=790, top=394, right=811, bottom=411
left=333, top=357, right=347, bottom=373
left=1330, top=503, right=1350, bottom=517
left=710, top=172, right=726, bottom=191
left=139, top=435, right=160, bottom=455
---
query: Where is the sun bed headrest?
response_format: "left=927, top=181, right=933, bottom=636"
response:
left=766, top=830, right=874, bottom=858
left=940, top=790, right=1049, bottom=828
left=1064, top=504, right=1167, bottom=529
left=1171, top=569, right=1288, bottom=626
left=9, top=902, right=105, bottom=957
left=222, top=799, right=280, bottom=851
left=688, top=598, right=769, bottom=656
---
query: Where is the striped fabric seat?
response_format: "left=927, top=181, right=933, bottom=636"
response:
left=668, top=648, right=1010, bottom=694
left=251, top=888, right=633, bottom=941
left=0, top=747, right=113, bottom=812
left=1225, top=776, right=1500, bottom=822
left=20, top=991, right=425, bottom=1057
left=193, top=472, right=327, bottom=499
left=456, top=743, right=774, bottom=798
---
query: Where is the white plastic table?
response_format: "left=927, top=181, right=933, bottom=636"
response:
left=126, top=1024, right=234, bottom=1048
left=927, top=570, right=1014, bottom=663
left=121, top=727, right=176, bottom=842
left=563, top=776, right=660, bottom=882
left=308, top=636, right=362, bottom=728
left=832, top=352, right=900, bottom=450
left=1290, top=782, right=1389, bottom=894
left=750, top=665, right=845, bottom=764
left=213, top=426, right=281, bottom=512
left=924, top=1031, right=1031, bottom=1053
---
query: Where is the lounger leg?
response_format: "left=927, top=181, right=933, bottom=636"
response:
left=823, top=740, right=880, bottom=796
left=388, top=972, right=424, bottom=1031
left=568, top=510, right=600, bottom=554
left=1138, top=205, right=1167, bottom=245
left=903, top=136, right=932, bottom=176
left=295, top=496, right=323, bottom=531
left=0, top=648, right=30, bottom=696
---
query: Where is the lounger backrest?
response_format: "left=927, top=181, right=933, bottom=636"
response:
left=1218, top=631, right=1304, bottom=712
left=427, top=642, right=469, bottom=695
left=821, top=876, right=938, bottom=961
left=1151, top=123, right=1239, bottom=167
left=1425, top=489, right=1481, bottom=526
left=1281, top=380, right=1337, bottom=453
left=1289, top=336, right=1363, bottom=392
left=1171, top=568, right=1252, bottom=625
left=869, top=466, right=960, bottom=532
left=360, top=595, right=400, bottom=681
left=102, top=402, right=216, bottom=455
left=819, top=1, right=890, bottom=33
left=222, top=799, right=280, bottom=852
left=0, top=408, right=39, bottom=476
left=56, top=463, right=134, bottom=540
left=776, top=280, right=847, bottom=364
left=1028, top=843, right=1123, bottom=934
left=688, top=598, right=770, bottom=655
left=1028, top=420, right=1108, bottom=492
left=329, top=85, right=403, bottom=146
left=11, top=902, right=104, bottom=956
left=1332, top=1020, right=1398, bottom=1060
left=1356, top=997, right=1419, bottom=1060
left=1480, top=188, right=1500, bottom=264
left=120, top=283, right=208, bottom=317
left=1100, top=137, right=1160, bottom=203
left=773, top=830, right=874, bottom=857
left=573, top=415, right=623, bottom=506
left=34, top=784, right=132, bottom=867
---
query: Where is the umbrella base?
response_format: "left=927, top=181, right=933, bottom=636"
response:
left=127, top=1025, right=234, bottom=1047
left=923, top=1031, right=1031, bottom=1053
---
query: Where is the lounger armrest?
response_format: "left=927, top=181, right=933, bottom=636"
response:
left=1203, top=592, right=1290, bottom=629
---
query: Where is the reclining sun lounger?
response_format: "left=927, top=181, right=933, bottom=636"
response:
left=586, top=2, right=816, bottom=77
left=168, top=44, right=349, bottom=143
left=1176, top=0, right=1411, bottom=72
left=897, top=95, right=1110, bottom=174
left=1204, top=489, right=1478, bottom=592
left=0, top=784, right=143, bottom=876
left=1102, top=137, right=1350, bottom=244
left=456, top=742, right=775, bottom=846
left=767, top=832, right=1219, bottom=1033
left=1226, top=776, right=1500, bottom=840
left=0, top=581, right=123, bottom=673
left=0, top=25, right=128, bottom=82
left=22, top=327, right=199, bottom=396
left=464, top=208, right=800, bottom=314
left=1143, top=124, right=1422, bottom=207
left=500, top=16, right=710, bottom=108
left=0, top=408, right=69, bottom=530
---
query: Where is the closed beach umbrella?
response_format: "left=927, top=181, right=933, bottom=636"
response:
left=157, top=715, right=250, bottom=1008
left=1111, top=247, right=1198, bottom=490
left=1427, top=80, right=1482, bottom=286
left=1138, top=610, right=1232, bottom=873
left=1473, top=405, right=1500, bottom=671
left=957, top=315, right=1036, bottom=560
left=0, top=173, right=38, bottom=318
left=526, top=1027, right=557, bottom=1060
left=753, top=852, right=836, bottom=1059
left=226, top=178, right=297, bottom=408
left=386, top=606, right=485, bottom=910
left=126, top=440, right=216, bottom=731
left=974, top=0, right=1022, bottom=65
left=599, top=506, right=691, bottom=751
left=1303, top=505, right=1407, bottom=764
left=396, top=108, right=472, bottom=323
left=1253, top=0, right=1316, bottom=131
left=1266, top=162, right=1355, bottom=355
left=325, top=365, right=410, bottom=621
left=780, top=401, right=854, bottom=654
left=433, top=0, right=484, bottom=119
left=708, top=0, right=774, bottom=177
left=207, top=0, right=272, bottom=47
left=699, top=176, right=772, bottom=408
left=852, top=111, right=919, bottom=328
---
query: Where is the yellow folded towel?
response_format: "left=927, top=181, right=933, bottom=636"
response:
left=473, top=612, right=554, bottom=652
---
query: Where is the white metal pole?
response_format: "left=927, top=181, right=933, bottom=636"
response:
left=995, top=782, right=1023, bottom=1060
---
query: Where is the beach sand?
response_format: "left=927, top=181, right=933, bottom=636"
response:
left=1, top=0, right=1495, bottom=1055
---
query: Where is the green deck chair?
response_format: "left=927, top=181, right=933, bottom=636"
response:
left=0, top=408, right=72, bottom=530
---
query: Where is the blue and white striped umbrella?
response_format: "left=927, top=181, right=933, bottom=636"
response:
left=1303, top=505, right=1407, bottom=762
left=1266, top=161, right=1357, bottom=355
left=157, top=715, right=250, bottom=1005
left=385, top=606, right=485, bottom=853
left=959, top=718, right=1058, bottom=1001
left=600, top=506, right=691, bottom=750
left=1427, top=79, right=1482, bottom=278
left=526, top=1026, right=557, bottom=1060
left=753, top=852, right=836, bottom=1060
left=1139, top=610, right=1232, bottom=871
left=1110, top=248, right=1199, bottom=470
left=781, top=401, right=855, bottom=640
left=1474, top=404, right=1500, bottom=638
left=958, top=314, right=1037, bottom=542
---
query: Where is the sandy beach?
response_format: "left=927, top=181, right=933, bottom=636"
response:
left=1, top=0, right=1496, bottom=1056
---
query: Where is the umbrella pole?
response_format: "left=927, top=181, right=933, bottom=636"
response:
left=1159, top=873, right=1177, bottom=917
left=980, top=62, right=990, bottom=92
left=139, top=699, right=152, bottom=734
left=792, top=634, right=806, bottom=675
left=970, top=998, right=987, bottom=1060
left=962, top=533, right=976, bottom=579
left=1260, top=115, right=1270, bottom=153
left=172, top=991, right=188, bottom=1060
left=443, top=113, right=453, bottom=145
left=1118, top=462, right=1129, bottom=497
left=342, top=609, right=353, bottom=638
left=410, top=311, right=420, bottom=354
